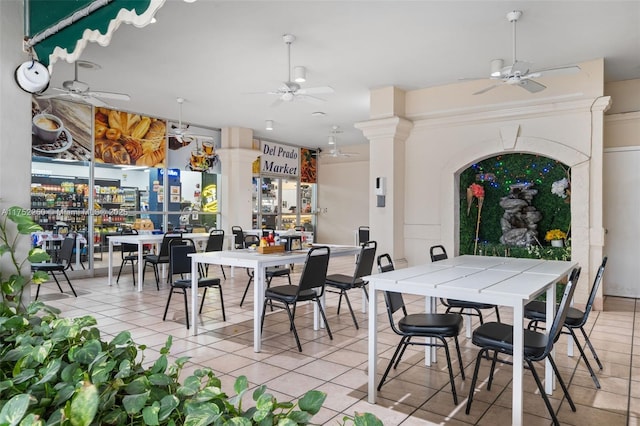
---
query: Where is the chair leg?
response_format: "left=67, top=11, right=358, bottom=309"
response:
left=283, top=303, right=302, bottom=352
left=240, top=276, right=253, bottom=307
left=568, top=327, right=601, bottom=388
left=341, top=290, right=359, bottom=329
left=487, top=350, right=498, bottom=390
left=182, top=289, right=190, bottom=329
left=153, top=265, right=160, bottom=291
left=50, top=272, right=65, bottom=293
left=117, top=261, right=125, bottom=283
left=60, top=270, right=77, bottom=297
left=378, top=338, right=407, bottom=391
left=494, top=306, right=501, bottom=322
left=453, top=335, right=465, bottom=380
left=547, top=353, right=577, bottom=412
left=130, top=260, right=136, bottom=286
left=316, top=298, right=333, bottom=340
left=199, top=288, right=208, bottom=313
left=526, top=358, right=563, bottom=426
left=35, top=282, right=42, bottom=300
left=163, top=289, right=174, bottom=321
left=217, top=285, right=226, bottom=321
left=437, top=336, right=459, bottom=405
left=465, top=348, right=489, bottom=415
left=220, top=265, right=226, bottom=279
left=578, top=325, right=604, bottom=370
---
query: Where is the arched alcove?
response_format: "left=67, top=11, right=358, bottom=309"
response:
left=458, top=153, right=571, bottom=256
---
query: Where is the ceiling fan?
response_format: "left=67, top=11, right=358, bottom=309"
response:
left=256, top=34, right=334, bottom=107
left=37, top=60, right=130, bottom=106
left=322, top=125, right=358, bottom=158
left=168, top=97, right=213, bottom=145
left=472, top=10, right=581, bottom=95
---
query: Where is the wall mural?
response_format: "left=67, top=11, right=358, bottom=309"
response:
left=94, top=108, right=166, bottom=166
left=31, top=97, right=92, bottom=161
left=167, top=123, right=221, bottom=174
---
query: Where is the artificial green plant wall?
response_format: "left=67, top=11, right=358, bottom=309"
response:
left=459, top=153, right=571, bottom=255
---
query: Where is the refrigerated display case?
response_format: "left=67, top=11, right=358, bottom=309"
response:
left=252, top=176, right=316, bottom=232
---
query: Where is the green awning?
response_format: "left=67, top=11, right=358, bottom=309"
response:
left=26, top=0, right=165, bottom=67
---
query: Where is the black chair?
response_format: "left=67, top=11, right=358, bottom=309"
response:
left=430, top=245, right=501, bottom=323
left=240, top=234, right=292, bottom=307
left=358, top=225, right=370, bottom=245
left=525, top=257, right=607, bottom=388
left=231, top=226, right=244, bottom=249
left=116, top=229, right=144, bottom=286
left=163, top=238, right=225, bottom=329
left=325, top=240, right=377, bottom=329
left=143, top=232, right=184, bottom=290
left=465, top=267, right=582, bottom=426
left=31, top=236, right=78, bottom=300
left=375, top=254, right=465, bottom=404
left=201, top=229, right=226, bottom=279
left=261, top=246, right=332, bottom=352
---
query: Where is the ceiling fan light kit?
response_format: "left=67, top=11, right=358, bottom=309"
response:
left=293, top=66, right=306, bottom=83
left=473, top=10, right=580, bottom=95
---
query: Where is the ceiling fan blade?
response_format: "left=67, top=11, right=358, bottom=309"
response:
left=510, top=60, right=532, bottom=76
left=473, top=83, right=502, bottom=95
left=296, top=94, right=326, bottom=104
left=36, top=91, right=70, bottom=99
left=518, top=79, right=546, bottom=93
left=270, top=98, right=283, bottom=108
left=297, top=86, right=334, bottom=95
left=534, top=65, right=581, bottom=76
left=87, top=91, right=130, bottom=101
left=77, top=94, right=110, bottom=107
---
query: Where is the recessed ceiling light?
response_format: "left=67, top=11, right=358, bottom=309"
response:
left=311, top=111, right=325, bottom=117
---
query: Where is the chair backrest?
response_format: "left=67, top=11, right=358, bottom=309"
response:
left=297, top=246, right=331, bottom=296
left=579, top=256, right=608, bottom=326
left=377, top=253, right=395, bottom=273
left=430, top=245, right=448, bottom=262
left=382, top=290, right=409, bottom=334
left=244, top=234, right=260, bottom=248
left=169, top=238, right=196, bottom=277
left=120, top=228, right=139, bottom=256
left=543, top=267, right=581, bottom=357
left=231, top=226, right=244, bottom=249
left=58, top=236, right=76, bottom=267
left=205, top=229, right=225, bottom=252
left=159, top=233, right=185, bottom=257
left=353, top=240, right=377, bottom=281
left=358, top=226, right=370, bottom=245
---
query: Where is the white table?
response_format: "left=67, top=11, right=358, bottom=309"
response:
left=189, top=244, right=361, bottom=352
left=107, top=232, right=211, bottom=291
left=366, top=255, right=576, bottom=426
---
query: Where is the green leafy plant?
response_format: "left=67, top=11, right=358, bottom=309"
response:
left=0, top=206, right=50, bottom=313
left=0, top=210, right=383, bottom=426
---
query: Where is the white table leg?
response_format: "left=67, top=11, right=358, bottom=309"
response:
left=254, top=267, right=265, bottom=352
left=425, top=296, right=437, bottom=365
left=361, top=287, right=367, bottom=313
left=545, top=283, right=556, bottom=393
left=108, top=239, right=114, bottom=285
left=367, top=285, right=378, bottom=403
left=75, top=238, right=81, bottom=268
left=137, top=242, right=144, bottom=292
left=190, top=257, right=198, bottom=336
left=512, top=302, right=524, bottom=426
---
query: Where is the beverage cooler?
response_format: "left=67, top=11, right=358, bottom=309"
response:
left=252, top=176, right=316, bottom=232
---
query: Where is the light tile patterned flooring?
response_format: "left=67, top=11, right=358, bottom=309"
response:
left=37, top=256, right=639, bottom=425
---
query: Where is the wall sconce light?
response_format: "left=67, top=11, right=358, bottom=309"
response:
left=490, top=59, right=504, bottom=77
left=327, top=135, right=336, bottom=145
left=265, top=120, right=274, bottom=131
left=293, top=66, right=306, bottom=83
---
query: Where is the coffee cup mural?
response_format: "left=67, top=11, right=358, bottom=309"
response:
left=33, top=113, right=63, bottom=143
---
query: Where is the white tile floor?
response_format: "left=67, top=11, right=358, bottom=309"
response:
left=37, top=256, right=639, bottom=425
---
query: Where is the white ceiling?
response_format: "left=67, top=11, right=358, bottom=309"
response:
left=44, top=1, right=640, bottom=149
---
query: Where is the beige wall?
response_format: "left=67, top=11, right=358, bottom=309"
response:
left=358, top=58, right=609, bottom=308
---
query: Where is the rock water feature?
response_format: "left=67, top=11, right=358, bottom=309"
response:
left=499, top=183, right=542, bottom=247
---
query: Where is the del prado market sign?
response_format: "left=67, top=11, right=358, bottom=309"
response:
left=260, top=141, right=299, bottom=177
